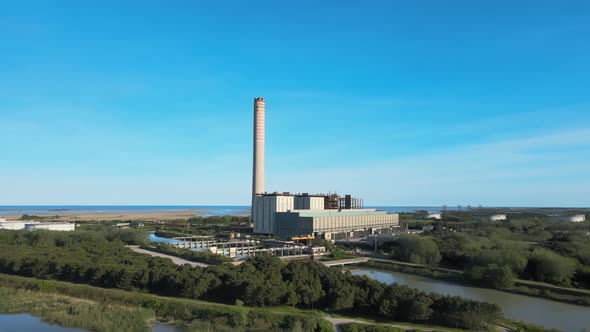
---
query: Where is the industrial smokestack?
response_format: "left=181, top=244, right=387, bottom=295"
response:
left=252, top=97, right=265, bottom=196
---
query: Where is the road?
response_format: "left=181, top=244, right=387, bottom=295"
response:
left=127, top=246, right=209, bottom=268
left=364, top=256, right=461, bottom=273
left=324, top=315, right=509, bottom=332
left=321, top=257, right=369, bottom=267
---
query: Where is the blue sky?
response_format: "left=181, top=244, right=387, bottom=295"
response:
left=1, top=1, right=589, bottom=206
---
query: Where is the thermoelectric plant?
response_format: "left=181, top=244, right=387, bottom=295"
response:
left=250, top=97, right=399, bottom=239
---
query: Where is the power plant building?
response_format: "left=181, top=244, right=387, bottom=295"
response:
left=253, top=192, right=399, bottom=237
left=294, top=194, right=325, bottom=210
left=274, top=208, right=399, bottom=238
left=252, top=193, right=295, bottom=234
left=249, top=97, right=399, bottom=238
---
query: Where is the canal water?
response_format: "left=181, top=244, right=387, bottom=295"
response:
left=148, top=232, right=181, bottom=244
left=352, top=269, right=590, bottom=332
left=0, top=314, right=83, bottom=332
left=0, top=314, right=180, bottom=332
left=148, top=232, right=208, bottom=252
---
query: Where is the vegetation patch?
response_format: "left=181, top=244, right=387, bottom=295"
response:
left=0, top=274, right=331, bottom=332
left=389, top=213, right=590, bottom=291
left=0, top=287, right=155, bottom=331
left=0, top=230, right=501, bottom=330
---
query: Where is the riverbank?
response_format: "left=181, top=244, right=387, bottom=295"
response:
left=352, top=267, right=590, bottom=331
left=325, top=314, right=467, bottom=332
left=360, top=259, right=590, bottom=307
left=0, top=287, right=155, bottom=331
left=0, top=273, right=482, bottom=332
left=0, top=273, right=332, bottom=332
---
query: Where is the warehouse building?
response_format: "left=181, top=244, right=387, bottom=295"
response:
left=274, top=208, right=399, bottom=238
left=253, top=192, right=399, bottom=237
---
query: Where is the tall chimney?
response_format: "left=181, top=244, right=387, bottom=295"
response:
left=252, top=97, right=265, bottom=197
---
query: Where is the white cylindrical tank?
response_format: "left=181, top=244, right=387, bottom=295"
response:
left=568, top=214, right=586, bottom=222
left=489, top=214, right=507, bottom=221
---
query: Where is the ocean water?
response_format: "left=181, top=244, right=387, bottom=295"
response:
left=0, top=205, right=451, bottom=216
left=0, top=205, right=250, bottom=216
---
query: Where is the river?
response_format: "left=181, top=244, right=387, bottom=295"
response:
left=352, top=269, right=590, bottom=332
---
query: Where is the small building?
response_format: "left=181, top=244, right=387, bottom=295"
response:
left=25, top=223, right=75, bottom=231
left=306, top=246, right=327, bottom=256
left=0, top=219, right=29, bottom=230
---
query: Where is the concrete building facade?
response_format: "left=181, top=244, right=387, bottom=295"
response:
left=252, top=193, right=295, bottom=234
left=294, top=194, right=324, bottom=210
left=274, top=209, right=399, bottom=238
left=0, top=219, right=28, bottom=230
left=0, top=219, right=75, bottom=231
left=24, top=223, right=76, bottom=231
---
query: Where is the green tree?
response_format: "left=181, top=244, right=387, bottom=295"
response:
left=525, top=248, right=577, bottom=285
left=390, top=235, right=441, bottom=266
left=483, top=264, right=515, bottom=289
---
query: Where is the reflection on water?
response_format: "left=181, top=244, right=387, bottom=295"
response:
left=353, top=269, right=590, bottom=332
left=0, top=314, right=181, bottom=332
left=148, top=233, right=181, bottom=244
left=0, top=314, right=83, bottom=332
left=152, top=324, right=181, bottom=332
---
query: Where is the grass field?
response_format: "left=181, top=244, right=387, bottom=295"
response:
left=0, top=273, right=332, bottom=332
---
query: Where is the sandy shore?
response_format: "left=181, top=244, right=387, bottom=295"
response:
left=0, top=210, right=203, bottom=222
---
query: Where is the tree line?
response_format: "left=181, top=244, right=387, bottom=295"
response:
left=382, top=216, right=590, bottom=290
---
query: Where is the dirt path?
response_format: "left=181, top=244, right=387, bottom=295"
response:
left=127, top=246, right=209, bottom=268
left=324, top=315, right=438, bottom=332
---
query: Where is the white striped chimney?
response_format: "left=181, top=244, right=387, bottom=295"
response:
left=252, top=97, right=265, bottom=197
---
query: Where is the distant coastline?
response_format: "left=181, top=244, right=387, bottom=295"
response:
left=0, top=205, right=250, bottom=216
left=0, top=205, right=453, bottom=216
left=1, top=205, right=586, bottom=218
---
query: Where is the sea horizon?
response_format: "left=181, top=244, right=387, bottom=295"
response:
left=1, top=205, right=587, bottom=216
